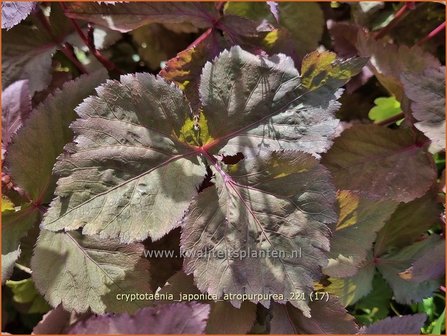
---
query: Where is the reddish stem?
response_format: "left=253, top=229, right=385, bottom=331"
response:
left=59, top=3, right=123, bottom=75
left=375, top=3, right=414, bottom=40
left=417, top=22, right=446, bottom=46
left=35, top=8, right=87, bottom=74
left=187, top=27, right=213, bottom=49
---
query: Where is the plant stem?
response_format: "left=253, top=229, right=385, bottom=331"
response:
left=59, top=3, right=123, bottom=75
left=417, top=22, right=446, bottom=46
left=376, top=112, right=405, bottom=126
left=35, top=8, right=88, bottom=74
left=375, top=3, right=413, bottom=40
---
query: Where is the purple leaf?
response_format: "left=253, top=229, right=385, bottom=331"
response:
left=1, top=80, right=32, bottom=155
left=400, top=238, right=445, bottom=283
left=62, top=2, right=218, bottom=33
left=402, top=66, right=446, bottom=153
left=68, top=303, right=210, bottom=334
left=33, top=305, right=71, bottom=334
left=360, top=314, right=427, bottom=334
left=270, top=298, right=359, bottom=334
left=322, top=125, right=437, bottom=203
left=1, top=2, right=36, bottom=30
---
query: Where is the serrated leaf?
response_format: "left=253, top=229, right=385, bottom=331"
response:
left=323, top=191, right=398, bottom=278
left=325, top=260, right=376, bottom=306
left=359, top=313, right=427, bottom=334
left=31, top=229, right=151, bottom=314
left=270, top=298, right=358, bottom=334
left=369, top=96, right=403, bottom=124
left=2, top=5, right=83, bottom=94
left=377, top=236, right=442, bottom=305
left=5, top=70, right=108, bottom=203
left=42, top=73, right=205, bottom=243
left=1, top=79, right=32, bottom=155
left=200, top=46, right=364, bottom=158
left=400, top=238, right=445, bottom=283
left=1, top=1, right=36, bottom=30
left=402, top=66, right=446, bottom=153
left=181, top=151, right=337, bottom=317
left=355, top=273, right=393, bottom=323
left=2, top=205, right=40, bottom=283
left=374, top=192, right=441, bottom=256
left=357, top=32, right=440, bottom=101
left=6, top=278, right=51, bottom=314
left=62, top=2, right=217, bottom=33
left=321, top=125, right=437, bottom=203
left=67, top=303, right=210, bottom=334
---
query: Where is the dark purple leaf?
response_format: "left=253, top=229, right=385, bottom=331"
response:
left=68, top=303, right=210, bottom=334
left=360, top=314, right=427, bottom=334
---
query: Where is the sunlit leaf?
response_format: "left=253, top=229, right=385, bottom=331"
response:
left=31, top=230, right=151, bottom=314
left=1, top=1, right=36, bottom=30
left=181, top=151, right=337, bottom=317
left=42, top=73, right=205, bottom=243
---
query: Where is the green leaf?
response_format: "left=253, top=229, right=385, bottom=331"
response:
left=323, top=190, right=398, bottom=278
left=181, top=151, right=338, bottom=317
left=31, top=229, right=151, bottom=314
left=402, top=65, right=445, bottom=153
left=270, top=298, right=358, bottom=333
left=200, top=46, right=364, bottom=158
left=6, top=278, right=51, bottom=314
left=374, top=192, right=441, bottom=256
left=322, top=125, right=437, bottom=203
left=368, top=96, right=402, bottom=124
left=2, top=205, right=40, bottom=283
left=62, top=2, right=218, bottom=33
left=432, top=309, right=446, bottom=335
left=2, top=196, right=15, bottom=212
left=42, top=73, right=205, bottom=243
left=5, top=70, right=108, bottom=203
left=377, top=236, right=442, bottom=305
left=355, top=273, right=393, bottom=323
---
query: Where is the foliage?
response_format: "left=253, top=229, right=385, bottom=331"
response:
left=1, top=1, right=445, bottom=335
